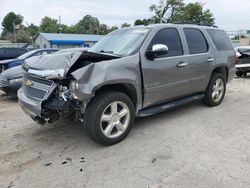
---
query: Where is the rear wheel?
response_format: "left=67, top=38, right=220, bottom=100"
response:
left=84, top=91, right=135, bottom=145
left=202, top=73, right=226, bottom=107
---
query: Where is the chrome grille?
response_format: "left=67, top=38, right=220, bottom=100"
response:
left=0, top=75, right=7, bottom=87
left=24, top=73, right=53, bottom=86
left=239, top=57, right=250, bottom=65
left=23, top=85, right=48, bottom=100
left=23, top=73, right=54, bottom=100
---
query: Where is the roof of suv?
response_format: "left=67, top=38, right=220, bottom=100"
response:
left=129, top=23, right=222, bottom=31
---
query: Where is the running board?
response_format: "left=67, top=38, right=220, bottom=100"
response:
left=136, top=94, right=205, bottom=117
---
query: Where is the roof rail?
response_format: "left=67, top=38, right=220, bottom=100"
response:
left=171, top=21, right=218, bottom=27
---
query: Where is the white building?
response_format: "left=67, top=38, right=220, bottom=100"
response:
left=34, top=33, right=104, bottom=49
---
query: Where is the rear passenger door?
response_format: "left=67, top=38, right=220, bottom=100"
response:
left=183, top=28, right=215, bottom=93
left=141, top=28, right=191, bottom=108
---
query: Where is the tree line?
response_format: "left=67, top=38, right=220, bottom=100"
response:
left=1, top=0, right=215, bottom=43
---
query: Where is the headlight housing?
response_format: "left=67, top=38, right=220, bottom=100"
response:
left=9, top=77, right=22, bottom=85
left=69, top=80, right=79, bottom=99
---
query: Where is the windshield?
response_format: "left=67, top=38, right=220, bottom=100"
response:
left=18, top=50, right=37, bottom=59
left=90, top=28, right=151, bottom=56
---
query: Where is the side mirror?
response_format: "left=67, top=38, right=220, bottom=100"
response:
left=146, top=44, right=168, bottom=60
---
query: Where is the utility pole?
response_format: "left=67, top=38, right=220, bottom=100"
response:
left=58, top=15, right=62, bottom=34
left=13, top=22, right=17, bottom=43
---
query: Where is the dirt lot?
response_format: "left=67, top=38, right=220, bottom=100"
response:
left=0, top=78, right=250, bottom=188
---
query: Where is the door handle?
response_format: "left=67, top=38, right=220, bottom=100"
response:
left=206, top=58, right=214, bottom=62
left=177, top=62, right=188, bottom=68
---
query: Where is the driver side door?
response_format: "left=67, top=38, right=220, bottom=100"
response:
left=141, top=28, right=191, bottom=108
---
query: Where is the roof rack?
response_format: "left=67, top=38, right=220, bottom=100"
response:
left=171, top=21, right=218, bottom=28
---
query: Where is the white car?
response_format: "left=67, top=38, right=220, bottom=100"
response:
left=235, top=46, right=250, bottom=77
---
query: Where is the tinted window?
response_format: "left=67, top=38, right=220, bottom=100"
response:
left=184, top=28, right=208, bottom=54
left=207, top=29, right=233, bottom=51
left=149, top=28, right=183, bottom=57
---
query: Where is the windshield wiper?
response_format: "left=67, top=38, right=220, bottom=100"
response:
left=99, top=50, right=114, bottom=54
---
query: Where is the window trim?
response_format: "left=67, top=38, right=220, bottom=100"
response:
left=184, top=28, right=209, bottom=55
left=147, top=27, right=184, bottom=59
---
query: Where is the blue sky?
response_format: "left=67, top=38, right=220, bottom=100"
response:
left=1, top=0, right=250, bottom=32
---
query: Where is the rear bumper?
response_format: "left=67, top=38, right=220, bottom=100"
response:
left=228, top=67, right=236, bottom=82
left=18, top=88, right=42, bottom=118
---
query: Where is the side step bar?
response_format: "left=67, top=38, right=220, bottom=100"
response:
left=136, top=93, right=205, bottom=117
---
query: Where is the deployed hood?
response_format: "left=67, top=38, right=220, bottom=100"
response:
left=23, top=51, right=121, bottom=78
left=1, top=65, right=23, bottom=79
left=0, top=58, right=20, bottom=65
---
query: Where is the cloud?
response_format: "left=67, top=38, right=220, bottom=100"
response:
left=0, top=0, right=158, bottom=28
left=1, top=0, right=250, bottom=32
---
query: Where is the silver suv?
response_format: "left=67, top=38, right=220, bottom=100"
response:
left=18, top=24, right=236, bottom=145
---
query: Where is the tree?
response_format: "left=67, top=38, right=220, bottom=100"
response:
left=26, top=23, right=39, bottom=37
left=134, top=19, right=151, bottom=26
left=98, top=24, right=109, bottom=35
left=173, top=2, right=215, bottom=26
left=2, top=12, right=23, bottom=33
left=121, top=23, right=131, bottom=28
left=150, top=0, right=184, bottom=23
left=109, top=26, right=119, bottom=32
left=40, top=16, right=59, bottom=33
left=73, top=15, right=100, bottom=34
left=149, top=1, right=215, bottom=26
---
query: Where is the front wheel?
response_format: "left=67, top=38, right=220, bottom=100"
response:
left=236, top=70, right=244, bottom=77
left=84, top=91, right=135, bottom=145
left=202, top=73, right=226, bottom=107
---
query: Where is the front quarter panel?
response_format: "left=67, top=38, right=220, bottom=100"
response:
left=71, top=53, right=143, bottom=110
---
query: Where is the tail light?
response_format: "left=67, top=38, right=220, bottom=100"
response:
left=232, top=51, right=237, bottom=67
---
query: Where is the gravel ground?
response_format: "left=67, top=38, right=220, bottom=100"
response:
left=0, top=78, right=250, bottom=188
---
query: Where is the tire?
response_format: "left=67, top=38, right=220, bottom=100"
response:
left=84, top=91, right=135, bottom=145
left=202, top=73, right=226, bottom=107
left=236, top=70, right=244, bottom=77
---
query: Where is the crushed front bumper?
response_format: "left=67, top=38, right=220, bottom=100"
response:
left=235, top=63, right=250, bottom=71
left=18, top=88, right=43, bottom=118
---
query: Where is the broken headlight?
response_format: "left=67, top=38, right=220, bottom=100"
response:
left=69, top=80, right=79, bottom=100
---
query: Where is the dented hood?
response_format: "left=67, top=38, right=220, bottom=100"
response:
left=23, top=51, right=120, bottom=78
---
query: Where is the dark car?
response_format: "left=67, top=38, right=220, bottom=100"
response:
left=0, top=47, right=29, bottom=61
left=0, top=48, right=58, bottom=73
left=235, top=46, right=250, bottom=77
left=0, top=48, right=85, bottom=97
left=0, top=66, right=23, bottom=97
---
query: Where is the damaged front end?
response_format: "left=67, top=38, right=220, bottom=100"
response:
left=18, top=51, right=121, bottom=125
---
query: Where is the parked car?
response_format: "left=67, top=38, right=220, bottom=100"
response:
left=0, top=66, right=23, bottom=97
left=0, top=48, right=85, bottom=97
left=0, top=48, right=58, bottom=73
left=18, top=24, right=236, bottom=145
left=235, top=46, right=250, bottom=77
left=0, top=47, right=29, bottom=61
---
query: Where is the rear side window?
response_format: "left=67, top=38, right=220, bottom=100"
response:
left=207, top=29, right=233, bottom=51
left=184, top=28, right=208, bottom=54
left=149, top=28, right=183, bottom=57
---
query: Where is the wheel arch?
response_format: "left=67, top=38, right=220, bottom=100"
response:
left=211, top=66, right=229, bottom=82
left=94, top=83, right=140, bottom=109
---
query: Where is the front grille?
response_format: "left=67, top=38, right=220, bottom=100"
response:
left=24, top=73, right=53, bottom=86
left=23, top=85, right=48, bottom=100
left=0, top=75, right=7, bottom=87
left=23, top=73, right=54, bottom=100
left=239, top=57, right=250, bottom=64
